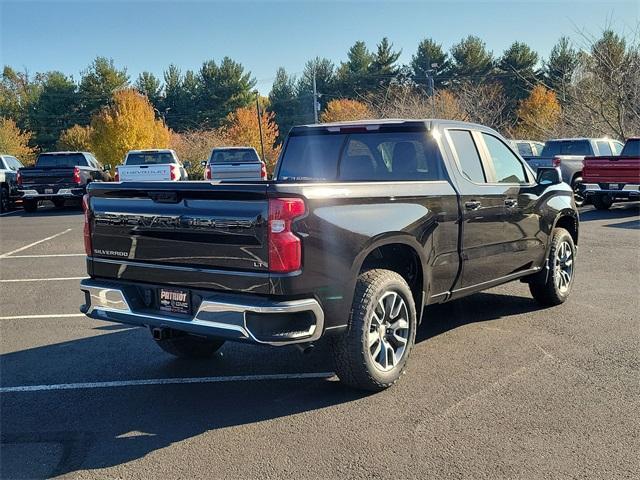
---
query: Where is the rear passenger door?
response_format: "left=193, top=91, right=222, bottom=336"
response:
left=445, top=129, right=509, bottom=290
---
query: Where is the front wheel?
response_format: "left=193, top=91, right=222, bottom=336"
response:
left=151, top=328, right=225, bottom=359
left=0, top=186, right=9, bottom=213
left=331, top=269, right=417, bottom=391
left=529, top=227, right=576, bottom=306
left=23, top=199, right=38, bottom=213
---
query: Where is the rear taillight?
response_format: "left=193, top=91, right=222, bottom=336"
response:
left=114, top=168, right=120, bottom=182
left=268, top=198, right=306, bottom=273
left=170, top=164, right=177, bottom=181
left=73, top=166, right=81, bottom=184
left=205, top=165, right=212, bottom=180
left=16, top=171, right=22, bottom=186
left=82, top=194, right=92, bottom=256
left=552, top=156, right=561, bottom=167
left=260, top=162, right=267, bottom=180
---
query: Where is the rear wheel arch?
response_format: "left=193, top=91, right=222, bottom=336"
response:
left=554, top=212, right=579, bottom=246
left=354, top=239, right=426, bottom=323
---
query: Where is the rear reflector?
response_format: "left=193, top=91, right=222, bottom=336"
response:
left=552, top=156, right=562, bottom=167
left=73, top=166, right=81, bottom=184
left=268, top=198, right=306, bottom=273
left=205, top=165, right=212, bottom=180
left=260, top=162, right=267, bottom=180
left=170, top=164, right=177, bottom=180
left=16, top=171, right=22, bottom=186
left=82, top=194, right=92, bottom=256
left=114, top=168, right=120, bottom=182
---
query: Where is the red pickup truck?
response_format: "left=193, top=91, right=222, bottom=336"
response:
left=582, top=138, right=640, bottom=210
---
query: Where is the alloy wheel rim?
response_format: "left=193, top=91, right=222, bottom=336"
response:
left=368, top=291, right=410, bottom=372
left=554, top=240, right=574, bottom=294
left=573, top=184, right=584, bottom=206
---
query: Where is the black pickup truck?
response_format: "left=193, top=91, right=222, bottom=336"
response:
left=80, top=119, right=579, bottom=391
left=17, top=151, right=111, bottom=212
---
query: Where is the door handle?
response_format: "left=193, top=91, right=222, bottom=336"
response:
left=505, top=198, right=518, bottom=208
left=464, top=200, right=481, bottom=210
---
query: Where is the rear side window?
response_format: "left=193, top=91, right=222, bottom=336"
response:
left=482, top=133, right=527, bottom=184
left=542, top=140, right=591, bottom=156
left=125, top=152, right=175, bottom=165
left=448, top=130, right=486, bottom=183
left=278, top=131, right=444, bottom=182
left=36, top=153, right=88, bottom=168
left=612, top=141, right=624, bottom=155
left=517, top=143, right=533, bottom=157
left=211, top=149, right=259, bottom=163
left=596, top=141, right=612, bottom=156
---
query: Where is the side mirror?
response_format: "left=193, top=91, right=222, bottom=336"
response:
left=536, top=167, right=562, bottom=185
left=103, top=164, right=111, bottom=172
left=200, top=160, right=207, bottom=167
left=183, top=161, right=191, bottom=168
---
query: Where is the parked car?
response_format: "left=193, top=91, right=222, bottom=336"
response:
left=202, top=147, right=266, bottom=180
left=509, top=140, right=545, bottom=157
left=80, top=119, right=579, bottom=392
left=582, top=137, right=640, bottom=210
left=115, top=149, right=189, bottom=182
left=0, top=154, right=24, bottom=213
left=523, top=137, right=624, bottom=206
left=17, top=151, right=110, bottom=212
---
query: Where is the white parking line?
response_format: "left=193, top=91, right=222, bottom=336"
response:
left=0, top=313, right=86, bottom=320
left=0, top=228, right=73, bottom=258
left=0, top=372, right=336, bottom=393
left=1, top=253, right=85, bottom=259
left=0, top=277, right=86, bottom=283
left=0, top=210, right=21, bottom=217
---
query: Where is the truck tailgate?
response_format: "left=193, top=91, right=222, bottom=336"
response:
left=87, top=182, right=270, bottom=291
left=211, top=162, right=262, bottom=180
left=20, top=168, right=75, bottom=185
left=583, top=157, right=640, bottom=183
left=118, top=164, right=173, bottom=181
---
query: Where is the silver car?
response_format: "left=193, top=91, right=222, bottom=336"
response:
left=203, top=147, right=266, bottom=181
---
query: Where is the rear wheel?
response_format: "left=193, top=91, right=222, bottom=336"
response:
left=151, top=328, right=225, bottom=359
left=0, top=186, right=9, bottom=213
left=572, top=176, right=585, bottom=207
left=23, top=199, right=38, bottom=213
left=331, top=269, right=417, bottom=391
left=529, top=227, right=576, bottom=306
left=592, top=194, right=612, bottom=210
left=52, top=198, right=66, bottom=208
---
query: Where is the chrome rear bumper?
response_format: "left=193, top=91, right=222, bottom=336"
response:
left=80, top=279, right=324, bottom=346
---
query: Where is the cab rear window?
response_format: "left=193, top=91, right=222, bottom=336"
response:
left=277, top=131, right=445, bottom=182
left=126, top=152, right=176, bottom=165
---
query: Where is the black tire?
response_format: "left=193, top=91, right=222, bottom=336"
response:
left=592, top=194, right=612, bottom=210
left=52, top=198, right=66, bottom=208
left=23, top=199, right=38, bottom=213
left=529, top=227, right=576, bottom=306
left=571, top=176, right=585, bottom=207
left=152, top=328, right=225, bottom=359
left=0, top=185, right=9, bottom=213
left=331, top=269, right=417, bottom=391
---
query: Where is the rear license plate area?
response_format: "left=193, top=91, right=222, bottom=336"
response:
left=158, top=288, right=191, bottom=315
left=609, top=183, right=620, bottom=190
left=45, top=188, right=54, bottom=194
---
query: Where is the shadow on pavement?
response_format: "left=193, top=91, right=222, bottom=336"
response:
left=579, top=202, right=639, bottom=222
left=1, top=290, right=541, bottom=478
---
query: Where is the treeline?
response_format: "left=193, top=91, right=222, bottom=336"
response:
left=1, top=29, right=638, bottom=161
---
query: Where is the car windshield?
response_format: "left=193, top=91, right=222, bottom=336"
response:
left=125, top=152, right=176, bottom=165
left=210, top=149, right=260, bottom=163
left=36, top=153, right=87, bottom=167
left=541, top=140, right=591, bottom=156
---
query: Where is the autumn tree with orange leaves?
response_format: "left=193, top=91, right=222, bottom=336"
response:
left=320, top=99, right=373, bottom=123
left=512, top=85, right=562, bottom=140
left=223, top=106, right=280, bottom=174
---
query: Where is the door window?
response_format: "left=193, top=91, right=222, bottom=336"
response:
left=481, top=133, right=527, bottom=184
left=596, top=141, right=612, bottom=156
left=448, top=130, right=486, bottom=183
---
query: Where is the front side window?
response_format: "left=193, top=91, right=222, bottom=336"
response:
left=481, top=133, right=527, bottom=184
left=7, top=157, right=23, bottom=170
left=611, top=141, right=624, bottom=155
left=448, top=130, right=486, bottom=183
left=517, top=142, right=533, bottom=157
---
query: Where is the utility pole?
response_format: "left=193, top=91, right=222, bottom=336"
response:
left=254, top=91, right=266, bottom=162
left=312, top=68, right=319, bottom=123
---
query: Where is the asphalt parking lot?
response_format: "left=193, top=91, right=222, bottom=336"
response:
left=0, top=202, right=638, bottom=479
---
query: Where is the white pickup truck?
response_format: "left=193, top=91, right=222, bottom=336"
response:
left=115, top=149, right=189, bottom=182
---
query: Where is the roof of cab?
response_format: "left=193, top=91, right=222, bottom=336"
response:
left=290, top=118, right=495, bottom=133
left=126, top=149, right=176, bottom=154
